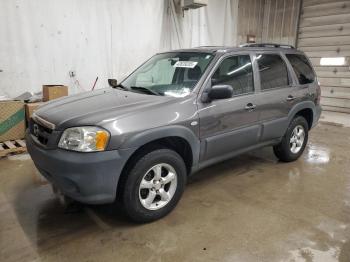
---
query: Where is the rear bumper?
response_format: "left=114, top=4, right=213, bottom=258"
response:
left=26, top=130, right=135, bottom=204
left=312, top=105, right=322, bottom=128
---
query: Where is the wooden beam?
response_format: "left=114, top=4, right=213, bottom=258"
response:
left=322, top=105, right=350, bottom=114
left=303, top=1, right=350, bottom=18
left=319, top=77, right=350, bottom=87
left=300, top=44, right=350, bottom=52
left=4, top=141, right=16, bottom=149
left=299, top=35, right=350, bottom=47
left=315, top=70, right=350, bottom=79
left=303, top=0, right=347, bottom=8
left=15, top=140, right=26, bottom=148
left=300, top=13, right=350, bottom=28
left=305, top=50, right=350, bottom=58
left=300, top=24, right=350, bottom=38
left=321, top=97, right=350, bottom=108
left=321, top=86, right=350, bottom=100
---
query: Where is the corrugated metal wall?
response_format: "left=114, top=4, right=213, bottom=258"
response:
left=297, top=0, right=350, bottom=113
left=237, top=0, right=301, bottom=46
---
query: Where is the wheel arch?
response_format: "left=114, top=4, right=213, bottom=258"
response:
left=115, top=126, right=200, bottom=200
left=288, top=101, right=316, bottom=130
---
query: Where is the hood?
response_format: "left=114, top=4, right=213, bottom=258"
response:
left=35, top=88, right=174, bottom=130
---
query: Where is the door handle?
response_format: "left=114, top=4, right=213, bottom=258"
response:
left=245, top=103, right=256, bottom=110
left=286, top=95, right=296, bottom=101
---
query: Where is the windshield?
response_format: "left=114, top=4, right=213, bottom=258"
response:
left=121, top=52, right=214, bottom=97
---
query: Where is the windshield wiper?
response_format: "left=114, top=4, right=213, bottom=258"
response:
left=130, top=86, right=160, bottom=96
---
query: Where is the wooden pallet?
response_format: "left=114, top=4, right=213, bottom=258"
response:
left=0, top=139, right=27, bottom=157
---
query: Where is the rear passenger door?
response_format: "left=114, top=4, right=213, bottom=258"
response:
left=253, top=53, right=295, bottom=141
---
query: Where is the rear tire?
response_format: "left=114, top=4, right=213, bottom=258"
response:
left=273, top=116, right=309, bottom=162
left=122, top=148, right=187, bottom=223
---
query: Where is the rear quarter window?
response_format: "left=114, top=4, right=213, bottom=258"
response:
left=286, top=54, right=315, bottom=85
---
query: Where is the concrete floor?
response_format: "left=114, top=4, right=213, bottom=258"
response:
left=0, top=123, right=349, bottom=262
left=320, top=111, right=350, bottom=128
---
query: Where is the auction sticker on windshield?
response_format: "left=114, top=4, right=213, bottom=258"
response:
left=173, top=61, right=198, bottom=68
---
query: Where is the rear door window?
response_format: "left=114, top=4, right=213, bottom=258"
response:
left=286, top=54, right=315, bottom=84
left=256, top=54, right=289, bottom=90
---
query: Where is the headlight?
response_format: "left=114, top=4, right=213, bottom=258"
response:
left=58, top=126, right=110, bottom=152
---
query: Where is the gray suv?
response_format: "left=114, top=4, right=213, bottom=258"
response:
left=27, top=44, right=322, bottom=222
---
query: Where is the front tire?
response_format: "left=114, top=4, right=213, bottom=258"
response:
left=273, top=116, right=309, bottom=162
left=122, top=148, right=187, bottom=223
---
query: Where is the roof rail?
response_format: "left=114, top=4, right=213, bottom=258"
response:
left=194, top=45, right=225, bottom=48
left=240, top=43, right=295, bottom=49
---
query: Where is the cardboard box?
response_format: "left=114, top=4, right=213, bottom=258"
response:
left=43, top=85, right=68, bottom=102
left=25, top=102, right=44, bottom=123
left=0, top=101, right=25, bottom=142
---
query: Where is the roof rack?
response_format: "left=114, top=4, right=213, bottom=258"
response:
left=240, top=43, right=295, bottom=49
left=194, top=45, right=225, bottom=48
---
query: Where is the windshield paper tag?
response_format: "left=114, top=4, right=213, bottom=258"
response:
left=174, top=61, right=198, bottom=68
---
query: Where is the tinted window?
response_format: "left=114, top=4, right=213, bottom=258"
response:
left=212, top=55, right=254, bottom=96
left=256, top=54, right=289, bottom=90
left=286, top=54, right=315, bottom=84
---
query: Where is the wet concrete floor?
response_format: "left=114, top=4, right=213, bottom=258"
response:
left=0, top=123, right=349, bottom=262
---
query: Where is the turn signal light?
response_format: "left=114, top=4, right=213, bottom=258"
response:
left=95, top=131, right=109, bottom=150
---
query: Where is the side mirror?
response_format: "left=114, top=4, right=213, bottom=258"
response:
left=108, top=79, right=118, bottom=88
left=208, top=85, right=233, bottom=100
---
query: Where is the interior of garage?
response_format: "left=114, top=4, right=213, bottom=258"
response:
left=1, top=0, right=350, bottom=261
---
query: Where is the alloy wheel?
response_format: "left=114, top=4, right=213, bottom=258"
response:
left=290, top=125, right=305, bottom=154
left=138, top=163, right=177, bottom=210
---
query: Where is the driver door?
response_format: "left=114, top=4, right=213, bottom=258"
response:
left=198, top=54, right=261, bottom=162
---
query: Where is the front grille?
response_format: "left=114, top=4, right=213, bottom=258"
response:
left=29, top=119, right=53, bottom=145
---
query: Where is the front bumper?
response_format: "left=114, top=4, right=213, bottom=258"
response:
left=26, top=131, right=135, bottom=204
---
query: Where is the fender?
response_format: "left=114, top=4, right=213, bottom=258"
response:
left=287, top=101, right=316, bottom=127
left=119, top=125, right=201, bottom=168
